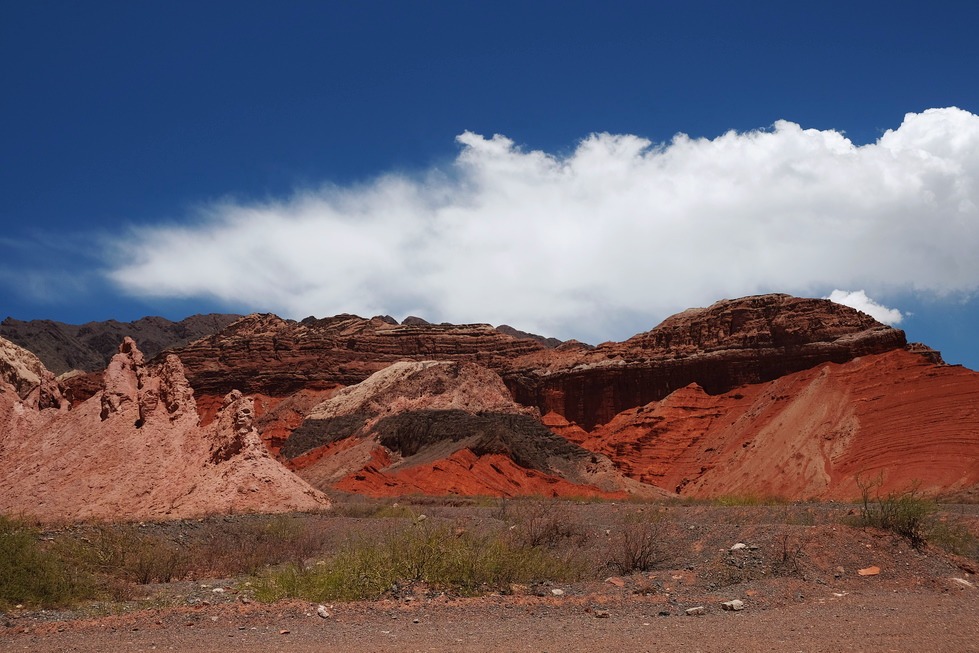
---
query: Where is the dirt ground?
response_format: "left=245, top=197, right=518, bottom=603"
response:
left=3, top=502, right=978, bottom=652
left=5, top=585, right=978, bottom=652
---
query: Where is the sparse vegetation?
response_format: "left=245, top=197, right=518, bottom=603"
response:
left=770, top=530, right=809, bottom=577
left=606, top=515, right=667, bottom=573
left=855, top=475, right=934, bottom=548
left=0, top=516, right=94, bottom=608
left=61, top=527, right=191, bottom=585
left=711, top=494, right=791, bottom=507
left=55, top=514, right=333, bottom=592
left=254, top=521, right=585, bottom=602
left=928, top=517, right=979, bottom=559
left=3, top=494, right=977, bottom=613
left=189, top=514, right=331, bottom=575
left=0, top=514, right=337, bottom=605
left=500, top=499, right=587, bottom=549
left=851, top=475, right=979, bottom=559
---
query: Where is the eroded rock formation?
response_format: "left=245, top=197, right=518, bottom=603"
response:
left=0, top=335, right=65, bottom=410
left=0, top=337, right=329, bottom=521
left=284, top=360, right=641, bottom=499
left=143, top=294, right=979, bottom=500
left=172, top=314, right=552, bottom=400
left=166, top=295, right=908, bottom=436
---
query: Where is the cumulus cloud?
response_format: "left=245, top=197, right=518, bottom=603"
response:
left=106, top=107, right=979, bottom=342
left=825, top=290, right=904, bottom=325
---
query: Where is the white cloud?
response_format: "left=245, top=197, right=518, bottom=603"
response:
left=825, top=290, right=903, bottom=325
left=106, top=107, right=979, bottom=342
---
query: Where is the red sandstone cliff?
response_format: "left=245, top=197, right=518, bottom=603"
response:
left=167, top=295, right=907, bottom=436
left=171, top=313, right=550, bottom=400
left=505, top=295, right=907, bottom=429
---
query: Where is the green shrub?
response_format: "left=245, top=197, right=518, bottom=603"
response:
left=0, top=516, right=94, bottom=608
left=855, top=475, right=934, bottom=548
left=928, top=518, right=979, bottom=559
left=62, top=526, right=191, bottom=584
left=254, top=522, right=584, bottom=602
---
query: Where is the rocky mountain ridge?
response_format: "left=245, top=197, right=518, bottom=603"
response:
left=2, top=293, right=978, bottom=517
left=0, top=313, right=242, bottom=375
left=505, top=294, right=909, bottom=429
left=153, top=294, right=911, bottom=432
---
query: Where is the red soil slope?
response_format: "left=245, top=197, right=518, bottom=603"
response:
left=333, top=448, right=628, bottom=499
left=567, top=349, right=979, bottom=499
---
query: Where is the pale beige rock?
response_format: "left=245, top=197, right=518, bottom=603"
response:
left=307, top=360, right=530, bottom=422
left=0, top=336, right=65, bottom=409
left=0, top=336, right=47, bottom=396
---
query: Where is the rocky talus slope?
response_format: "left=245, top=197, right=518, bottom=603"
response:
left=0, top=337, right=328, bottom=521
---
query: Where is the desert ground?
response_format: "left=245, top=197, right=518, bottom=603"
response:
left=3, top=498, right=977, bottom=652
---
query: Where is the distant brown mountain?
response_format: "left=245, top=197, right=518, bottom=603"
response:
left=0, top=314, right=241, bottom=375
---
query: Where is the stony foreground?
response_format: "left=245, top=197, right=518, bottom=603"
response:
left=4, top=585, right=978, bottom=652
left=3, top=501, right=977, bottom=652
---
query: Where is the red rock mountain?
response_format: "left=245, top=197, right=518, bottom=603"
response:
left=505, top=295, right=908, bottom=429
left=3, top=293, right=978, bottom=516
left=171, top=313, right=550, bottom=397
left=169, top=294, right=976, bottom=501
left=553, top=348, right=979, bottom=499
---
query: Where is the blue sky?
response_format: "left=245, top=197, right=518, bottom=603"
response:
left=2, top=1, right=979, bottom=369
